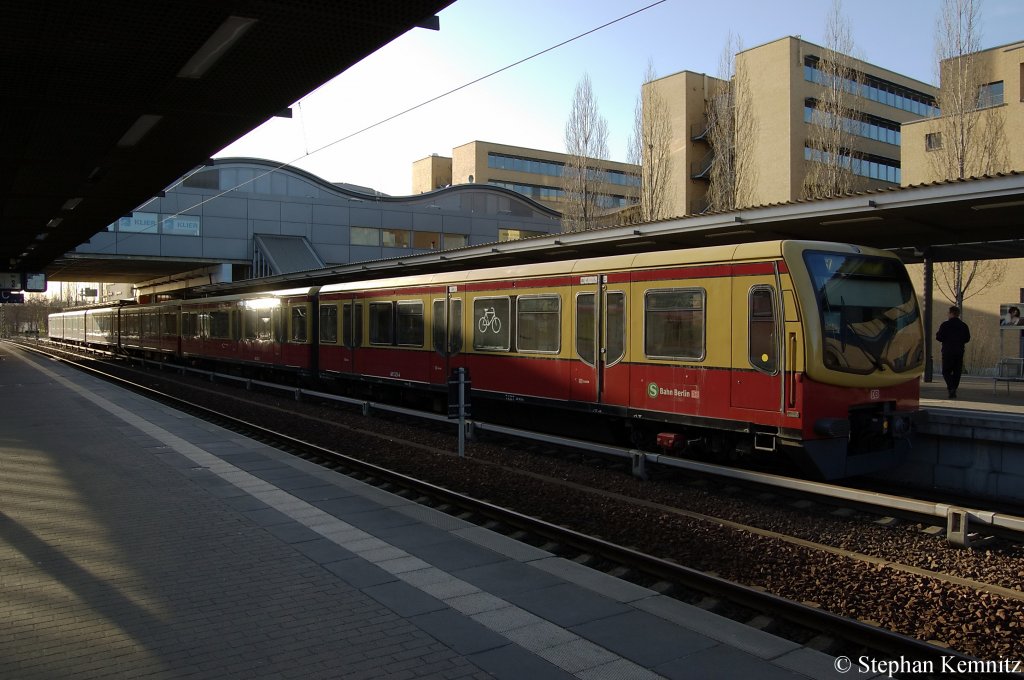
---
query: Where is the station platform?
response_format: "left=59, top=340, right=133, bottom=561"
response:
left=920, top=373, right=1024, bottom=414
left=0, top=343, right=846, bottom=679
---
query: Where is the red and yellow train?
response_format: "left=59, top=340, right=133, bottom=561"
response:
left=49, top=240, right=925, bottom=479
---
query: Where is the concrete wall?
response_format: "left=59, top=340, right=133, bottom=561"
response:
left=880, top=409, right=1024, bottom=503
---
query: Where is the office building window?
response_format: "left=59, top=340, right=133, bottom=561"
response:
left=412, top=231, right=440, bottom=250
left=804, top=100, right=900, bottom=146
left=498, top=228, right=546, bottom=241
left=925, top=132, right=943, bottom=151
left=381, top=229, right=411, bottom=248
left=351, top=227, right=379, bottom=246
left=804, top=56, right=939, bottom=117
left=444, top=233, right=469, bottom=249
left=977, top=81, right=1004, bottom=108
left=804, top=145, right=901, bottom=184
left=183, top=169, right=219, bottom=189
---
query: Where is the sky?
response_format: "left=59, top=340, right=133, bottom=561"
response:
left=214, top=0, right=1024, bottom=197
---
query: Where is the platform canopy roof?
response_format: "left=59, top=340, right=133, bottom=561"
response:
left=192, top=172, right=1024, bottom=296
left=2, top=0, right=454, bottom=281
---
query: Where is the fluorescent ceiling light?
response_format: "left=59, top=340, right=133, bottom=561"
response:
left=117, top=114, right=163, bottom=147
left=62, top=197, right=84, bottom=211
left=705, top=229, right=754, bottom=238
left=46, top=217, right=63, bottom=228
left=177, top=16, right=257, bottom=79
left=819, top=216, right=884, bottom=226
left=971, top=199, right=1024, bottom=211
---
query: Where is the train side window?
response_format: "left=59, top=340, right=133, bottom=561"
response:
left=369, top=302, right=395, bottom=345
left=273, top=308, right=285, bottom=344
left=320, top=304, right=338, bottom=344
left=397, top=301, right=424, bottom=346
left=242, top=308, right=257, bottom=340
left=163, top=312, right=178, bottom=338
left=749, top=286, right=778, bottom=374
left=517, top=295, right=560, bottom=353
left=644, top=288, right=705, bottom=360
left=290, top=306, right=308, bottom=343
left=432, top=298, right=463, bottom=355
left=209, top=311, right=231, bottom=339
left=342, top=302, right=363, bottom=348
left=606, top=291, right=626, bottom=366
left=473, top=296, right=511, bottom=351
left=576, top=293, right=595, bottom=365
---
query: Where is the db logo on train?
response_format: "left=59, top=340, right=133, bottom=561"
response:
left=870, top=389, right=880, bottom=400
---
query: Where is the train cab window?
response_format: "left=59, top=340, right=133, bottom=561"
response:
left=290, top=306, right=308, bottom=343
left=369, top=302, right=395, bottom=345
left=749, top=286, right=778, bottom=374
left=397, top=301, right=424, bottom=346
left=644, top=288, right=705, bottom=360
left=473, top=297, right=511, bottom=351
left=342, top=302, right=363, bottom=348
left=517, top=295, right=560, bottom=353
left=320, top=305, right=338, bottom=344
left=431, top=299, right=463, bottom=355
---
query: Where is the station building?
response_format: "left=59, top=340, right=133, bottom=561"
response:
left=70, top=158, right=561, bottom=301
left=412, top=140, right=641, bottom=212
left=645, top=36, right=939, bottom=216
left=901, top=39, right=1024, bottom=185
left=900, top=40, right=1024, bottom=373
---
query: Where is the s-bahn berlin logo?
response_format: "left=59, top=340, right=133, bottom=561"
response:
left=648, top=382, right=700, bottom=400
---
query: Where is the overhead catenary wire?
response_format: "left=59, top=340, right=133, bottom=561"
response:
left=152, top=0, right=669, bottom=227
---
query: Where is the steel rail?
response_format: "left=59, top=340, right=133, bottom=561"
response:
left=7, top=340, right=988, bottom=669
left=24, top=339, right=1024, bottom=542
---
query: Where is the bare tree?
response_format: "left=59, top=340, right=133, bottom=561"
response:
left=563, top=73, right=610, bottom=232
left=935, top=259, right=1006, bottom=307
left=802, top=0, right=862, bottom=199
left=931, top=0, right=1008, bottom=180
left=931, top=0, right=1008, bottom=308
left=706, top=33, right=757, bottom=212
left=628, top=60, right=672, bottom=222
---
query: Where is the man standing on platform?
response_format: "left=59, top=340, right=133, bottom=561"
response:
left=936, top=305, right=971, bottom=399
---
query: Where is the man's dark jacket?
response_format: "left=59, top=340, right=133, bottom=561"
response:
left=936, top=317, right=970, bottom=355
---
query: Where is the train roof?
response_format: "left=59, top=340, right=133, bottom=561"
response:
left=101, top=240, right=895, bottom=308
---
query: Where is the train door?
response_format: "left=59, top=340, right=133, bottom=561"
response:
left=430, top=287, right=464, bottom=385
left=341, top=296, right=362, bottom=375
left=571, top=274, right=626, bottom=405
left=730, top=270, right=783, bottom=412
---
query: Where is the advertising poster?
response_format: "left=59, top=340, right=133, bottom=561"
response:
left=999, top=303, right=1024, bottom=329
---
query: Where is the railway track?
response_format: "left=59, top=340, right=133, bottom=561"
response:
left=11, top=339, right=1024, bottom=672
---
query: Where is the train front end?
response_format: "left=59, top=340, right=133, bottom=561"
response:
left=786, top=241, right=924, bottom=479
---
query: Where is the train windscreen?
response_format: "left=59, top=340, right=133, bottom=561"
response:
left=803, top=251, right=923, bottom=375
